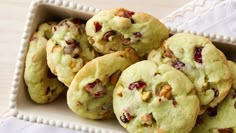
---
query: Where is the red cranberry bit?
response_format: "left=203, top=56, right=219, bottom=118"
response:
left=212, top=88, right=219, bottom=97
left=207, top=107, right=217, bottom=117
left=133, top=32, right=142, bottom=38
left=64, top=40, right=81, bottom=58
left=172, top=99, right=177, bottom=107
left=171, top=60, right=185, bottom=70
left=128, top=81, right=146, bottom=90
left=94, top=21, right=102, bottom=32
left=85, top=79, right=106, bottom=99
left=125, top=10, right=135, bottom=18
left=232, top=89, right=236, bottom=98
left=218, top=128, right=234, bottom=133
left=194, top=47, right=204, bottom=63
left=53, top=26, right=57, bottom=32
left=93, top=91, right=105, bottom=99
left=120, top=111, right=131, bottom=123
left=85, top=80, right=97, bottom=89
left=71, top=18, right=84, bottom=25
left=115, top=8, right=135, bottom=18
left=65, top=40, right=80, bottom=47
left=195, top=117, right=203, bottom=126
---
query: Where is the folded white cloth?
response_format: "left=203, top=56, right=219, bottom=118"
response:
left=162, top=0, right=236, bottom=37
left=1, top=0, right=235, bottom=133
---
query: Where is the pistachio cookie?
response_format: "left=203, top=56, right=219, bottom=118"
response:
left=46, top=18, right=97, bottom=87
left=67, top=48, right=139, bottom=119
left=148, top=33, right=232, bottom=111
left=85, top=8, right=169, bottom=57
left=191, top=61, right=236, bottom=133
left=24, top=22, right=65, bottom=104
left=113, top=61, right=200, bottom=133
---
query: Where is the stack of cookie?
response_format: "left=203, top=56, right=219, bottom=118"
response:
left=24, top=8, right=236, bottom=133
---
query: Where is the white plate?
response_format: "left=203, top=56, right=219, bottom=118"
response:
left=8, top=0, right=236, bottom=133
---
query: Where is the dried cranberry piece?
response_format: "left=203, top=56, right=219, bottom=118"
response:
left=133, top=32, right=142, bottom=38
left=125, top=10, right=135, bottom=18
left=53, top=26, right=57, bottom=32
left=195, top=117, right=203, bottom=126
left=194, top=47, right=203, bottom=63
left=93, top=91, right=105, bottom=99
left=171, top=60, right=185, bottom=70
left=64, top=40, right=81, bottom=58
left=86, top=80, right=97, bottom=88
left=115, top=8, right=135, bottom=18
left=65, top=40, right=80, bottom=47
left=207, top=107, right=217, bottom=117
left=94, top=21, right=102, bottom=32
left=120, top=111, right=131, bottom=123
left=172, top=99, right=177, bottom=107
left=85, top=79, right=106, bottom=99
left=218, top=128, right=234, bottom=133
left=128, top=81, right=146, bottom=90
left=232, top=89, right=236, bottom=98
left=212, top=88, right=219, bottom=97
left=71, top=18, right=84, bottom=25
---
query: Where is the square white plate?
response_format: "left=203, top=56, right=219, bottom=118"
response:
left=8, top=0, right=236, bottom=133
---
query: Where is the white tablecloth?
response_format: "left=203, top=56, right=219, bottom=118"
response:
left=1, top=0, right=235, bottom=132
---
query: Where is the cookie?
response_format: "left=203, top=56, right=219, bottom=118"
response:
left=86, top=8, right=169, bottom=57
left=191, top=61, right=236, bottom=133
left=46, top=18, right=97, bottom=87
left=113, top=61, right=200, bottom=133
left=148, top=33, right=232, bottom=110
left=24, top=22, right=65, bottom=104
left=67, top=48, right=139, bottom=119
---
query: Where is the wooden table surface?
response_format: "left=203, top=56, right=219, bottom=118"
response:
left=0, top=0, right=192, bottom=116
